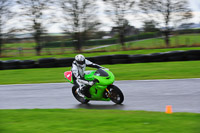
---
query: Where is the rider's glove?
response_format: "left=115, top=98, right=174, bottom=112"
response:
left=88, top=81, right=94, bottom=86
left=102, top=67, right=109, bottom=70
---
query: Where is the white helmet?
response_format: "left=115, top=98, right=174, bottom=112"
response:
left=75, top=54, right=85, bottom=65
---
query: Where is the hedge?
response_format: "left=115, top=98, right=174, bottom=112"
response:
left=176, top=29, right=200, bottom=35
left=44, top=32, right=161, bottom=48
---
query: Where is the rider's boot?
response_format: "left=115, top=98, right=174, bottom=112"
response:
left=76, top=87, right=84, bottom=97
left=81, top=85, right=92, bottom=98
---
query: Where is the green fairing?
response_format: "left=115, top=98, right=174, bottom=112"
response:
left=84, top=70, right=115, bottom=101
left=84, top=71, right=96, bottom=81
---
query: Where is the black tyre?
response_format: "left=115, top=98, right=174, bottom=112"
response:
left=108, top=85, right=124, bottom=104
left=72, top=86, right=90, bottom=104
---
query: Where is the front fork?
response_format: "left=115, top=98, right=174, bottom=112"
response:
left=105, top=88, right=111, bottom=98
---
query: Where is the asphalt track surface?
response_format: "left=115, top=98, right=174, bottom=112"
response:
left=0, top=79, right=200, bottom=113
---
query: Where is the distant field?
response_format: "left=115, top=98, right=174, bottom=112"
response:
left=1, top=33, right=200, bottom=59
left=4, top=42, right=36, bottom=48
left=2, top=43, right=88, bottom=57
left=0, top=61, right=200, bottom=84
left=93, top=34, right=200, bottom=51
left=130, top=34, right=200, bottom=47
left=0, top=47, right=200, bottom=61
left=2, top=46, right=75, bottom=57
left=0, top=109, right=199, bottom=133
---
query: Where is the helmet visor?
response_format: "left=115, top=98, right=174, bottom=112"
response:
left=77, top=60, right=85, bottom=65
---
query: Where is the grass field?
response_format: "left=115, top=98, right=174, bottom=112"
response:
left=2, top=44, right=88, bottom=57
left=0, top=61, right=200, bottom=84
left=0, top=109, right=199, bottom=133
left=93, top=34, right=200, bottom=51
left=1, top=47, right=200, bottom=61
left=2, top=47, right=75, bottom=58
left=4, top=42, right=36, bottom=49
left=1, top=33, right=200, bottom=60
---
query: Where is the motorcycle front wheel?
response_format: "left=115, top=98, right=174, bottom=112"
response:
left=72, top=86, right=90, bottom=104
left=107, top=85, right=124, bottom=104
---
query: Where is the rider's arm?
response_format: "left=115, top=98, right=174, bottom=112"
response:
left=71, top=61, right=80, bottom=79
left=85, top=59, right=103, bottom=69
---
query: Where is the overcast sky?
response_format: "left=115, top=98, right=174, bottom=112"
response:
left=48, top=0, right=200, bottom=33
left=189, top=0, right=200, bottom=11
left=187, top=0, right=200, bottom=24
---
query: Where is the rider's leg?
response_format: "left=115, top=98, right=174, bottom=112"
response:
left=76, top=79, right=92, bottom=98
left=72, top=74, right=93, bottom=98
left=72, top=74, right=84, bottom=97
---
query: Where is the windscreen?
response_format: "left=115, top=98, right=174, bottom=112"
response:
left=94, top=69, right=109, bottom=77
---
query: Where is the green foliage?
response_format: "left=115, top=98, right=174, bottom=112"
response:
left=44, top=38, right=118, bottom=48
left=177, top=29, right=200, bottom=35
left=125, top=32, right=160, bottom=42
left=0, top=61, right=200, bottom=84
left=85, top=38, right=118, bottom=46
left=143, top=20, right=160, bottom=32
left=0, top=109, right=199, bottom=133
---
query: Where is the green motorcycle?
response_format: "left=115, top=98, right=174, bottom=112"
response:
left=64, top=68, right=124, bottom=104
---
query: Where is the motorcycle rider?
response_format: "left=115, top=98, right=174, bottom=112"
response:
left=71, top=54, right=105, bottom=98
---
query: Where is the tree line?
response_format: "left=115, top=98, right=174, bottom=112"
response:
left=0, top=0, right=193, bottom=56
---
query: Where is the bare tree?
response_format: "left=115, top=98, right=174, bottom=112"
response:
left=139, top=0, right=193, bottom=47
left=16, top=0, right=53, bottom=55
left=58, top=0, right=100, bottom=52
left=0, top=0, right=14, bottom=56
left=104, top=0, right=135, bottom=49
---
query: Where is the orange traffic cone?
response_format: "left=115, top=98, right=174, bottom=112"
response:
left=165, top=105, right=173, bottom=114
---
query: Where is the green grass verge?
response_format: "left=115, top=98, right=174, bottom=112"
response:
left=0, top=109, right=199, bottom=133
left=1, top=47, right=200, bottom=61
left=0, top=61, right=200, bottom=84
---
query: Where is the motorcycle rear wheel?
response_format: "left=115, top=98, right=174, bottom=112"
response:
left=72, top=86, right=90, bottom=104
left=108, top=85, right=124, bottom=104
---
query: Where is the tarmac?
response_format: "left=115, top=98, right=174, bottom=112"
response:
left=0, top=78, right=200, bottom=113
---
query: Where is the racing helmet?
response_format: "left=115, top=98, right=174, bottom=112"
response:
left=75, top=54, right=85, bottom=65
